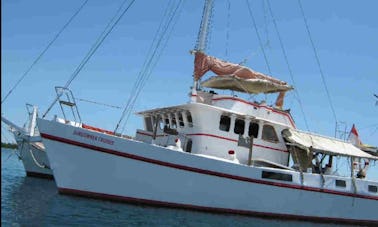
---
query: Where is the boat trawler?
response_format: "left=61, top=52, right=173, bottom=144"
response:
left=36, top=52, right=378, bottom=224
left=36, top=0, right=377, bottom=224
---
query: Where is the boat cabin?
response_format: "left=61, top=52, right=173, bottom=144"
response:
left=136, top=89, right=294, bottom=167
left=134, top=50, right=378, bottom=176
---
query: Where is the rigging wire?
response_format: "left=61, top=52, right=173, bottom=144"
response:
left=245, top=0, right=272, bottom=75
left=297, top=0, right=338, bottom=123
left=42, top=0, right=136, bottom=118
left=115, top=0, right=178, bottom=133
left=266, top=0, right=310, bottom=131
left=115, top=0, right=184, bottom=134
left=262, top=0, right=270, bottom=49
left=357, top=123, right=378, bottom=131
left=75, top=98, right=122, bottom=109
left=121, top=1, right=184, bottom=133
left=370, top=127, right=378, bottom=136
left=1, top=124, right=14, bottom=144
left=1, top=0, right=89, bottom=105
left=224, top=0, right=231, bottom=58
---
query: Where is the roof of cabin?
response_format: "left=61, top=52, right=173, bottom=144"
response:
left=282, top=128, right=378, bottom=160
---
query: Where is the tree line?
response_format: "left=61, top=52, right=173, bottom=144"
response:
left=1, top=142, right=18, bottom=149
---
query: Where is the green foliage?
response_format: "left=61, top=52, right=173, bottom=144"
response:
left=1, top=142, right=18, bottom=149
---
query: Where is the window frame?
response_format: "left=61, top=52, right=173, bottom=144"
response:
left=186, top=111, right=193, bottom=127
left=170, top=113, right=177, bottom=129
left=248, top=121, right=259, bottom=138
left=178, top=112, right=185, bottom=128
left=158, top=115, right=164, bottom=130
left=219, top=115, right=231, bottom=132
left=144, top=116, right=153, bottom=132
left=234, top=118, right=245, bottom=135
left=261, top=124, right=279, bottom=143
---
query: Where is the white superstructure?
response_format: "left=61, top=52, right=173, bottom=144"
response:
left=37, top=88, right=378, bottom=224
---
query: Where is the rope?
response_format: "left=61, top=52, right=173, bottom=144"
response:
left=245, top=0, right=272, bottom=75
left=115, top=0, right=177, bottom=132
left=75, top=97, right=121, bottom=109
left=115, top=0, right=184, bottom=134
left=1, top=0, right=89, bottom=104
left=18, top=138, right=24, bottom=160
left=120, top=0, right=184, bottom=133
left=297, top=0, right=338, bottom=123
left=224, top=0, right=231, bottom=58
left=43, top=0, right=136, bottom=118
left=262, top=0, right=270, bottom=49
left=28, top=145, right=47, bottom=169
left=4, top=149, right=17, bottom=162
left=266, top=0, right=310, bottom=132
left=1, top=124, right=14, bottom=143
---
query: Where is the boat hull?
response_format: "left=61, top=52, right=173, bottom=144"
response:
left=37, top=118, right=378, bottom=224
left=14, top=133, right=53, bottom=179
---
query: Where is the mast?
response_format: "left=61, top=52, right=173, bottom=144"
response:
left=28, top=106, right=38, bottom=136
left=191, top=0, right=214, bottom=103
left=195, top=0, right=214, bottom=52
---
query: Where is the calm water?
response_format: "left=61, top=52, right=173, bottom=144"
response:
left=1, top=148, right=355, bottom=226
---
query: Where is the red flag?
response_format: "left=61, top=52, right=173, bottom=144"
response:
left=348, top=124, right=361, bottom=146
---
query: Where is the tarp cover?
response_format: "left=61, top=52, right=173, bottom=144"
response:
left=201, top=75, right=293, bottom=94
left=194, top=52, right=293, bottom=94
left=282, top=129, right=378, bottom=160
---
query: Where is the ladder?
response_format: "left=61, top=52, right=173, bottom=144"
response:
left=54, top=86, right=82, bottom=123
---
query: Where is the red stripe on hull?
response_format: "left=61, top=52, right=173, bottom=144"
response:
left=26, top=171, right=54, bottom=179
left=40, top=133, right=378, bottom=201
left=58, top=187, right=377, bottom=225
left=136, top=131, right=167, bottom=137
left=187, top=133, right=288, bottom=153
left=137, top=131, right=288, bottom=153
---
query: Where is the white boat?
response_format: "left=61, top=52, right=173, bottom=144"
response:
left=36, top=0, right=378, bottom=224
left=2, top=105, right=53, bottom=179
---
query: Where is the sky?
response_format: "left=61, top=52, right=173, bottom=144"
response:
left=1, top=0, right=377, bottom=179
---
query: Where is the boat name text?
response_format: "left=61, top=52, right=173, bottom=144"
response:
left=73, top=130, right=114, bottom=145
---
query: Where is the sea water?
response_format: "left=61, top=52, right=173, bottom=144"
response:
left=1, top=148, right=353, bottom=226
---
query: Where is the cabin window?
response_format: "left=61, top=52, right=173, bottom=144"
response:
left=248, top=122, right=259, bottom=138
left=262, top=125, right=279, bottom=142
left=145, top=117, right=153, bottom=132
left=219, top=115, right=231, bottom=132
left=178, top=112, right=184, bottom=127
left=234, top=119, right=245, bottom=135
left=335, top=180, right=346, bottom=188
left=151, top=116, right=162, bottom=130
left=186, top=111, right=193, bottom=127
left=171, top=113, right=177, bottom=129
left=368, top=185, right=377, bottom=193
left=261, top=171, right=292, bottom=182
